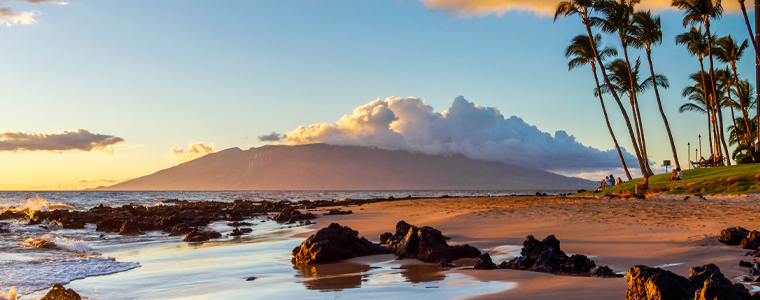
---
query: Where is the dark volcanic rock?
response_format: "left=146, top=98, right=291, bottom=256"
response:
left=743, top=231, right=760, bottom=250
left=227, top=221, right=253, bottom=227
left=118, top=219, right=142, bottom=235
left=166, top=223, right=193, bottom=236
left=386, top=221, right=481, bottom=263
left=183, top=229, right=221, bottom=242
left=690, top=264, right=751, bottom=300
left=324, top=209, right=353, bottom=216
left=291, top=223, right=387, bottom=265
left=626, top=265, right=693, bottom=300
left=379, top=232, right=393, bottom=244
left=96, top=218, right=123, bottom=233
left=591, top=265, right=622, bottom=278
left=231, top=227, right=249, bottom=236
left=720, top=227, right=750, bottom=246
left=41, top=284, right=82, bottom=300
left=474, top=253, right=497, bottom=270
left=274, top=208, right=317, bottom=224
left=499, top=235, right=598, bottom=276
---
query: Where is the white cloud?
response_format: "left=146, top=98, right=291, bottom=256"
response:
left=0, top=129, right=125, bottom=153
left=419, top=0, right=739, bottom=18
left=0, top=0, right=68, bottom=27
left=258, top=132, right=283, bottom=143
left=285, top=96, right=637, bottom=172
left=170, top=143, right=214, bottom=164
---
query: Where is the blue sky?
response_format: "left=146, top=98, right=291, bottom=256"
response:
left=0, top=0, right=756, bottom=189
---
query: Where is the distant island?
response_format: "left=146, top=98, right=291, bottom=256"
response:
left=98, top=144, right=596, bottom=191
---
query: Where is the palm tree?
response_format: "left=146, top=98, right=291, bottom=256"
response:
left=738, top=0, right=760, bottom=62
left=680, top=71, right=718, bottom=160
left=593, top=0, right=653, bottom=175
left=728, top=80, right=758, bottom=155
left=555, top=0, right=649, bottom=175
left=676, top=27, right=716, bottom=156
left=566, top=34, right=633, bottom=179
left=714, top=67, right=734, bottom=164
left=714, top=35, right=755, bottom=151
left=631, top=10, right=681, bottom=170
left=672, top=0, right=723, bottom=159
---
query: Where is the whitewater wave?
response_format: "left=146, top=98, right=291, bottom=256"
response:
left=19, top=237, right=93, bottom=252
left=0, top=287, right=16, bottom=300
left=0, top=256, right=140, bottom=294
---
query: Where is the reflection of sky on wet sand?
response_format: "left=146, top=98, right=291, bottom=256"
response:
left=37, top=220, right=517, bottom=299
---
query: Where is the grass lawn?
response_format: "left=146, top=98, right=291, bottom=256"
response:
left=594, top=164, right=760, bottom=195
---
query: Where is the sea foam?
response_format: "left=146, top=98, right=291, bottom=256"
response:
left=0, top=256, right=140, bottom=294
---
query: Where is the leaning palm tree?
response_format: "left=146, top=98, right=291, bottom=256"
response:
left=676, top=27, right=716, bottom=156
left=593, top=0, right=653, bottom=175
left=728, top=80, right=758, bottom=152
left=631, top=10, right=681, bottom=170
left=714, top=67, right=734, bottom=164
left=598, top=59, right=670, bottom=132
left=680, top=71, right=719, bottom=159
left=566, top=34, right=632, bottom=179
left=714, top=35, right=755, bottom=151
left=555, top=0, right=648, bottom=175
left=728, top=117, right=759, bottom=159
left=672, top=0, right=723, bottom=154
left=738, top=0, right=760, bottom=62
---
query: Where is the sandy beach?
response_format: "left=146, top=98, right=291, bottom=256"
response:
left=301, top=194, right=760, bottom=299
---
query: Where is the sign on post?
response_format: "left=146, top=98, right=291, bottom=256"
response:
left=663, top=160, right=671, bottom=173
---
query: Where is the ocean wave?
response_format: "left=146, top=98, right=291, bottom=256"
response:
left=0, top=287, right=16, bottom=300
left=19, top=237, right=93, bottom=252
left=0, top=256, right=140, bottom=295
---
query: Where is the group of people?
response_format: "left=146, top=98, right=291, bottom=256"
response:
left=666, top=168, right=683, bottom=182
left=597, top=174, right=624, bottom=191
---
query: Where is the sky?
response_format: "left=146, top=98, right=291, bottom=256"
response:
left=0, top=0, right=756, bottom=190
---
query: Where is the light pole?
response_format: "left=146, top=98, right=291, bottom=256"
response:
left=699, top=134, right=702, bottom=159
left=688, top=142, right=691, bottom=169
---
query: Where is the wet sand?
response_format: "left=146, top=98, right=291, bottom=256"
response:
left=307, top=194, right=760, bottom=299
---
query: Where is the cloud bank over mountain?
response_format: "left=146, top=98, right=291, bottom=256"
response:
left=284, top=96, right=635, bottom=172
left=170, top=143, right=214, bottom=163
left=0, top=129, right=124, bottom=153
left=419, top=0, right=738, bottom=17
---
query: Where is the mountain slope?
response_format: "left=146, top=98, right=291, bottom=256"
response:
left=100, top=144, right=596, bottom=191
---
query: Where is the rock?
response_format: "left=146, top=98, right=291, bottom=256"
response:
left=742, top=231, right=760, bottom=250
left=240, top=227, right=253, bottom=233
left=379, top=232, right=393, bottom=244
left=96, top=218, right=123, bottom=232
left=750, top=263, right=760, bottom=276
left=274, top=208, right=317, bottom=224
left=167, top=223, right=193, bottom=236
left=719, top=227, right=749, bottom=246
left=245, top=276, right=257, bottom=281
left=324, top=209, right=353, bottom=216
left=231, top=228, right=245, bottom=236
left=227, top=221, right=253, bottom=227
left=118, top=219, right=142, bottom=235
left=291, top=223, right=388, bottom=265
left=439, top=259, right=455, bottom=268
left=690, top=264, right=750, bottom=300
left=591, top=265, right=622, bottom=278
left=183, top=229, right=221, bottom=242
left=386, top=221, right=481, bottom=263
left=500, top=235, right=598, bottom=276
left=740, top=260, right=754, bottom=268
left=41, top=284, right=82, bottom=300
left=474, top=253, right=497, bottom=270
left=625, top=265, right=693, bottom=300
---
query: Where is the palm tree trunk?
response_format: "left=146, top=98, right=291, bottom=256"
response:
left=739, top=0, right=760, bottom=62
left=621, top=41, right=652, bottom=175
left=584, top=22, right=648, bottom=176
left=592, top=63, right=632, bottom=180
left=705, top=19, right=721, bottom=156
left=716, top=96, right=732, bottom=165
left=732, top=64, right=755, bottom=147
left=698, top=57, right=714, bottom=156
left=711, top=96, right=721, bottom=157
left=730, top=98, right=740, bottom=147
left=645, top=49, right=681, bottom=169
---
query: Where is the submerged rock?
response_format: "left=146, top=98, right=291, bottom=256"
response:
left=291, top=223, right=387, bottom=265
left=41, top=284, right=82, bottom=300
left=183, top=229, right=222, bottom=242
left=386, top=221, right=481, bottom=263
left=324, top=209, right=353, bottom=216
left=720, top=227, right=750, bottom=246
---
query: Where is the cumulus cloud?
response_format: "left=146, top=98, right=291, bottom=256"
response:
left=0, top=129, right=124, bottom=153
left=0, top=0, right=67, bottom=27
left=258, top=132, right=283, bottom=143
left=170, top=143, right=214, bottom=163
left=419, top=0, right=738, bottom=17
left=284, top=96, right=637, bottom=172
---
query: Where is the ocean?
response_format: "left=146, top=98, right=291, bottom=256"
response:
left=0, top=190, right=544, bottom=299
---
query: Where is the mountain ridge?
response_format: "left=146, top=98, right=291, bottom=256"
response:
left=98, top=144, right=596, bottom=191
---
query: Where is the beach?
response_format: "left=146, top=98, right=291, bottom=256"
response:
left=7, top=192, right=760, bottom=299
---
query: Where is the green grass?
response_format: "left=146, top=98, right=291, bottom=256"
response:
left=594, top=164, right=760, bottom=195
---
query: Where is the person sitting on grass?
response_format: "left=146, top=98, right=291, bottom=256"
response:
left=616, top=177, right=624, bottom=185
left=635, top=174, right=649, bottom=195
left=666, top=168, right=683, bottom=181
left=606, top=174, right=615, bottom=187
